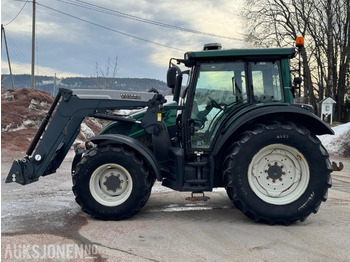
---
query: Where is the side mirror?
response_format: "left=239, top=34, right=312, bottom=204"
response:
left=167, top=65, right=182, bottom=102
left=293, top=77, right=302, bottom=97
left=293, top=77, right=302, bottom=87
left=167, top=66, right=178, bottom=89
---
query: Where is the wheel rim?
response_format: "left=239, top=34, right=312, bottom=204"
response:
left=248, top=144, right=310, bottom=205
left=89, top=163, right=133, bottom=207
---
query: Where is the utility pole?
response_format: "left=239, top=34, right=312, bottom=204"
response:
left=31, top=0, right=36, bottom=89
left=1, top=24, right=15, bottom=90
left=53, top=73, right=57, bottom=97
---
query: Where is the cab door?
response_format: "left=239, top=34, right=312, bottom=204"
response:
left=184, top=61, right=248, bottom=151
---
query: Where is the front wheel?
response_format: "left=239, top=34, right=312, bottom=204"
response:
left=72, top=145, right=153, bottom=220
left=224, top=122, right=332, bottom=225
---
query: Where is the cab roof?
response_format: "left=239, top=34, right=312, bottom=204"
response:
left=185, top=47, right=296, bottom=61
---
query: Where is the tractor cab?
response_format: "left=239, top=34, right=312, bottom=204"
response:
left=167, top=45, right=296, bottom=153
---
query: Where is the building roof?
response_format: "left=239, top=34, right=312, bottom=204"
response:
left=320, top=97, right=336, bottom=104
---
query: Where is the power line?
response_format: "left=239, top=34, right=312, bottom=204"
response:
left=2, top=31, right=32, bottom=74
left=37, top=2, right=185, bottom=51
left=53, top=0, right=243, bottom=42
left=2, top=25, right=15, bottom=89
left=6, top=32, right=31, bottom=65
left=3, top=0, right=30, bottom=26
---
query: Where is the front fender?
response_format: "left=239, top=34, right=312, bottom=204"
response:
left=213, top=104, right=333, bottom=156
left=88, top=134, right=162, bottom=181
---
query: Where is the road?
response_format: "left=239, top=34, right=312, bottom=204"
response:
left=1, top=149, right=350, bottom=261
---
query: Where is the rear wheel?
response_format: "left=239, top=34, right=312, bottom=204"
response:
left=73, top=145, right=153, bottom=220
left=248, top=144, right=309, bottom=205
left=224, top=122, right=332, bottom=225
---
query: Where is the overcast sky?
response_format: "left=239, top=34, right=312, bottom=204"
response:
left=1, top=0, right=246, bottom=81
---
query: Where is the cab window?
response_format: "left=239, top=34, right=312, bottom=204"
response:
left=250, top=61, right=283, bottom=102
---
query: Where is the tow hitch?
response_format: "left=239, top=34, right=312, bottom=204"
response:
left=185, top=191, right=210, bottom=202
left=332, top=161, right=344, bottom=171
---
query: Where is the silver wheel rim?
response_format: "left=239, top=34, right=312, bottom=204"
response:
left=89, top=163, right=133, bottom=207
left=248, top=144, right=310, bottom=205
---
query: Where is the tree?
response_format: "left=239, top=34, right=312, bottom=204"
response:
left=243, top=0, right=350, bottom=122
left=94, top=56, right=119, bottom=89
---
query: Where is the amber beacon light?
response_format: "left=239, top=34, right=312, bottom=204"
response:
left=296, top=36, right=304, bottom=48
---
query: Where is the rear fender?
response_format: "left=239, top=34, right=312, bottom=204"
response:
left=88, top=134, right=162, bottom=181
left=213, top=105, right=334, bottom=156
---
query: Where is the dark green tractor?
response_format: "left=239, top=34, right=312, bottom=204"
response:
left=7, top=42, right=333, bottom=225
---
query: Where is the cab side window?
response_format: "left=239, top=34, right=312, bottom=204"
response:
left=251, top=61, right=282, bottom=102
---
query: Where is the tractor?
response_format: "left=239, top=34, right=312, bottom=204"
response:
left=7, top=39, right=333, bottom=225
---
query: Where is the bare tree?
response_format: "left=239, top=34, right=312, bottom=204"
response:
left=94, top=56, right=119, bottom=89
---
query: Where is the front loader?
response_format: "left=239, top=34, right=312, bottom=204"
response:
left=6, top=40, right=334, bottom=225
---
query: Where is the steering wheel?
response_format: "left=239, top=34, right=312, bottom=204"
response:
left=194, top=119, right=205, bottom=130
left=208, top=96, right=223, bottom=110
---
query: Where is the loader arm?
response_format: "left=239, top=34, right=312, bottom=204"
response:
left=6, top=88, right=166, bottom=185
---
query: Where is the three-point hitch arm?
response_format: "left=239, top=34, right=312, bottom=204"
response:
left=6, top=88, right=167, bottom=185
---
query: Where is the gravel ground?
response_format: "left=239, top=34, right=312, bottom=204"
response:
left=1, top=149, right=350, bottom=262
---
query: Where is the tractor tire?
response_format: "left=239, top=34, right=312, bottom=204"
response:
left=72, top=145, right=154, bottom=220
left=224, top=121, right=332, bottom=225
left=225, top=186, right=234, bottom=200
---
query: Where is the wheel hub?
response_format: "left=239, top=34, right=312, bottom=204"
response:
left=103, top=173, right=122, bottom=192
left=267, top=163, right=283, bottom=180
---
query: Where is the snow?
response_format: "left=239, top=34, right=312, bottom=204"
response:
left=80, top=122, right=96, bottom=139
left=318, top=122, right=350, bottom=157
left=1, top=120, right=39, bottom=132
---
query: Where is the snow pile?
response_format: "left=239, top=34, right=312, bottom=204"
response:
left=318, top=122, right=350, bottom=157
left=78, top=118, right=108, bottom=141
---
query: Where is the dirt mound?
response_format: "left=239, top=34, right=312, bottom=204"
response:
left=2, top=88, right=53, bottom=132
left=1, top=88, right=105, bottom=152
